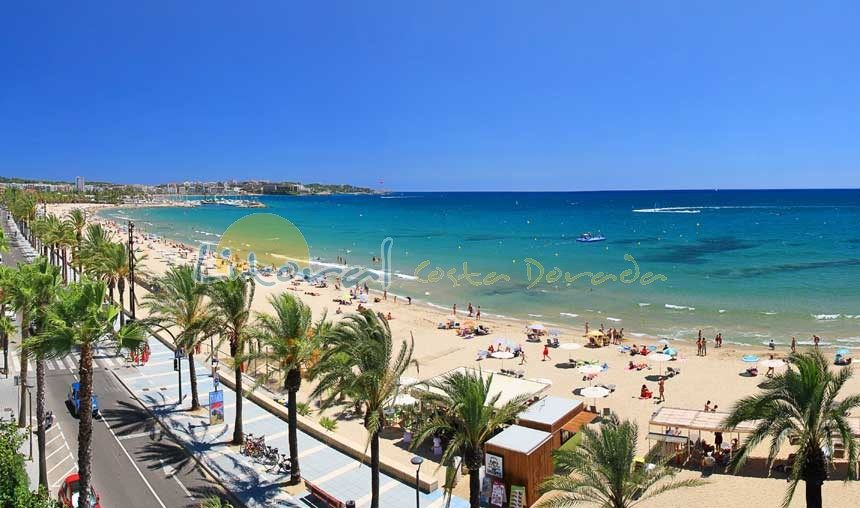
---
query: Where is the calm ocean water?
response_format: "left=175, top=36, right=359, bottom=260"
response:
left=104, top=190, right=860, bottom=347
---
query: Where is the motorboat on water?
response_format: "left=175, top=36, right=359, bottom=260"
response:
left=576, top=232, right=606, bottom=243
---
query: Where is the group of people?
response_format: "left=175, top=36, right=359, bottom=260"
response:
left=695, top=330, right=723, bottom=356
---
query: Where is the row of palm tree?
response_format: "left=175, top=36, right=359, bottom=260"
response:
left=1, top=196, right=146, bottom=508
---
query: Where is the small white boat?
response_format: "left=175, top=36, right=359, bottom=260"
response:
left=576, top=232, right=606, bottom=243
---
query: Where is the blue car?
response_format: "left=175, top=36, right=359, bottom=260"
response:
left=67, top=382, right=99, bottom=418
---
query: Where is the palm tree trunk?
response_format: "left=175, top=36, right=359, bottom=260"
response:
left=118, top=278, right=126, bottom=326
left=76, top=342, right=95, bottom=508
left=108, top=280, right=115, bottom=304
left=36, top=358, right=47, bottom=489
left=188, top=352, right=200, bottom=411
left=286, top=369, right=301, bottom=485
left=804, top=448, right=826, bottom=508
left=61, top=248, right=68, bottom=284
left=232, top=363, right=243, bottom=444
left=466, top=451, right=482, bottom=508
left=18, top=315, right=29, bottom=429
left=370, top=429, right=380, bottom=508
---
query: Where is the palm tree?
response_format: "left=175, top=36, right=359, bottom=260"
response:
left=90, top=242, right=131, bottom=323
left=537, top=416, right=703, bottom=508
left=250, top=293, right=320, bottom=485
left=25, top=279, right=145, bottom=508
left=66, top=209, right=87, bottom=281
left=412, top=370, right=529, bottom=508
left=142, top=265, right=214, bottom=411
left=3, top=259, right=62, bottom=489
left=206, top=275, right=255, bottom=445
left=308, top=309, right=416, bottom=508
left=723, top=349, right=860, bottom=508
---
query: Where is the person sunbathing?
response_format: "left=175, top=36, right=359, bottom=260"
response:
left=640, top=384, right=653, bottom=399
left=639, top=346, right=649, bottom=356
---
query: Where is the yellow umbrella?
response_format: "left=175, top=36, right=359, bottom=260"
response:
left=584, top=330, right=605, bottom=338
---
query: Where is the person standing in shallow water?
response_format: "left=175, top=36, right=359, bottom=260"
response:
left=791, top=336, right=797, bottom=353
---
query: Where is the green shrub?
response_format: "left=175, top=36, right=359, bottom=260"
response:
left=319, top=416, right=338, bottom=432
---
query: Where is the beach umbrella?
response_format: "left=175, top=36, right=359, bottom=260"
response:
left=664, top=347, right=678, bottom=357
left=491, top=350, right=516, bottom=370
left=529, top=323, right=546, bottom=331
left=759, top=359, right=785, bottom=369
left=579, top=385, right=611, bottom=410
left=742, top=355, right=759, bottom=363
left=559, top=342, right=582, bottom=351
left=647, top=345, right=658, bottom=351
left=585, top=330, right=605, bottom=338
left=578, top=364, right=602, bottom=375
left=647, top=352, right=672, bottom=376
left=836, top=348, right=851, bottom=356
left=398, top=376, right=419, bottom=387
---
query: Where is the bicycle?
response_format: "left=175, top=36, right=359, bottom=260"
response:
left=259, top=445, right=280, bottom=467
left=241, top=433, right=266, bottom=457
left=271, top=454, right=293, bottom=475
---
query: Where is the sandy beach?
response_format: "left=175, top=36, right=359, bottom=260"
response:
left=47, top=202, right=860, bottom=506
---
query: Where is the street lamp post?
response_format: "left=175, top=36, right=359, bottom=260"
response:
left=127, top=221, right=136, bottom=320
left=174, top=347, right=184, bottom=404
left=410, top=456, right=424, bottom=508
left=26, top=384, right=33, bottom=461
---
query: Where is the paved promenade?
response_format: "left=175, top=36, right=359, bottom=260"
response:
left=120, top=337, right=468, bottom=507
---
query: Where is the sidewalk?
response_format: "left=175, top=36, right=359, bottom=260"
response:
left=0, top=361, right=39, bottom=491
left=119, top=336, right=468, bottom=508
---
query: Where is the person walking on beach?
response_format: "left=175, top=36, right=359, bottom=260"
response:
left=519, top=349, right=527, bottom=365
left=813, top=334, right=820, bottom=348
left=696, top=336, right=702, bottom=356
left=585, top=321, right=589, bottom=334
left=407, top=296, right=412, bottom=305
left=467, top=302, right=473, bottom=317
left=476, top=306, right=481, bottom=320
left=452, top=303, right=457, bottom=315
left=791, top=336, right=797, bottom=353
left=658, top=378, right=665, bottom=403
left=383, top=289, right=387, bottom=301
left=542, top=345, right=551, bottom=362
left=701, top=331, right=707, bottom=356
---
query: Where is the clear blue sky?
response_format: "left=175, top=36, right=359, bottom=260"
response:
left=2, top=1, right=859, bottom=191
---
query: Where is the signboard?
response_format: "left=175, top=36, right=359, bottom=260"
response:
left=509, top=485, right=526, bottom=508
left=485, top=453, right=504, bottom=477
left=209, top=390, right=224, bottom=425
left=489, top=479, right=506, bottom=507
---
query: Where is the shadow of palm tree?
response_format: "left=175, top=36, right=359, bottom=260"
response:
left=99, top=399, right=158, bottom=436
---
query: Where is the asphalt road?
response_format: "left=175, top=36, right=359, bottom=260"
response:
left=3, top=208, right=232, bottom=507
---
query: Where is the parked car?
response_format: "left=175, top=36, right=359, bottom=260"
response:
left=57, top=473, right=101, bottom=508
left=67, top=382, right=100, bottom=418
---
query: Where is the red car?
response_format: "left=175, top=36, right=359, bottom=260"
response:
left=57, top=473, right=101, bottom=508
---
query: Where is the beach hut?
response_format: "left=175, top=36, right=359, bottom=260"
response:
left=484, top=425, right=555, bottom=508
left=516, top=396, right=595, bottom=449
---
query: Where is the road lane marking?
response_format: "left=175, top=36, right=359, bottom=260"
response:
left=101, top=408, right=168, bottom=508
left=47, top=454, right=72, bottom=475
left=160, top=459, right=195, bottom=500
left=46, top=444, right=69, bottom=460
left=118, top=430, right=160, bottom=441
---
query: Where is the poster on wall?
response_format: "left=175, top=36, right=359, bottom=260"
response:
left=490, top=479, right=506, bottom=507
left=509, top=485, right=526, bottom=508
left=480, top=476, right=492, bottom=505
left=485, top=453, right=504, bottom=477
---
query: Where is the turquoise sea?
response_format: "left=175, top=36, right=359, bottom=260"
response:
left=103, top=190, right=860, bottom=348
